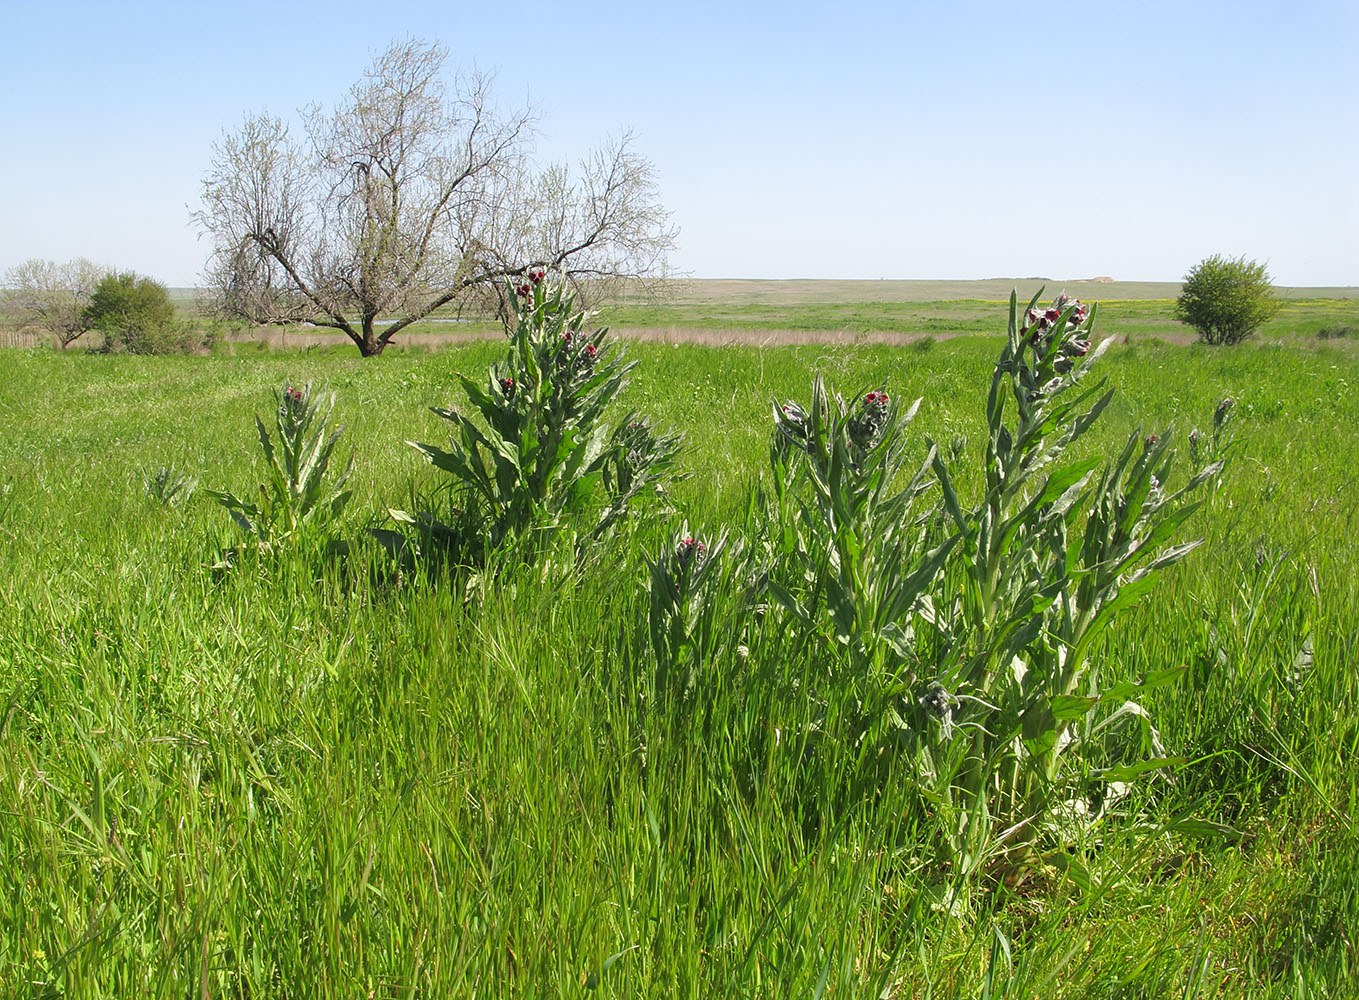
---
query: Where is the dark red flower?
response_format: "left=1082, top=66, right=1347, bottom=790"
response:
left=677, top=536, right=707, bottom=562
left=516, top=283, right=532, bottom=297
left=1044, top=307, right=1061, bottom=322
left=677, top=536, right=704, bottom=566
left=585, top=344, right=599, bottom=360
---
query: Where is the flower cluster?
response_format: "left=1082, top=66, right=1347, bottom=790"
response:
left=555, top=330, right=599, bottom=378
left=1021, top=294, right=1089, bottom=344
left=1018, top=294, right=1095, bottom=377
left=499, top=376, right=516, bottom=400
left=849, top=390, right=891, bottom=448
left=283, top=385, right=305, bottom=411
left=515, top=267, right=548, bottom=299
left=571, top=340, right=599, bottom=376
left=675, top=535, right=708, bottom=569
left=777, top=400, right=810, bottom=447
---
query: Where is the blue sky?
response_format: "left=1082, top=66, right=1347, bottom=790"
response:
left=1, top=0, right=1355, bottom=286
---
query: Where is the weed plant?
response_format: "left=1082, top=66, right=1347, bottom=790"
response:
left=409, top=273, right=683, bottom=565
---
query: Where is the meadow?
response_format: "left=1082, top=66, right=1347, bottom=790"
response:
left=1, top=286, right=1358, bottom=996
left=190, top=279, right=1359, bottom=350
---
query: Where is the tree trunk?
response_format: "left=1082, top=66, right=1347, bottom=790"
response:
left=358, top=317, right=385, bottom=357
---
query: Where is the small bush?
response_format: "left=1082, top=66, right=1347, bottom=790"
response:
left=1174, top=254, right=1281, bottom=345
left=82, top=271, right=188, bottom=354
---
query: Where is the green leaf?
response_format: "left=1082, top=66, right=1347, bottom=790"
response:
left=1040, top=455, right=1102, bottom=506
left=1099, top=665, right=1186, bottom=703
left=1097, top=757, right=1185, bottom=782
left=1162, top=815, right=1246, bottom=842
left=1050, top=694, right=1098, bottom=721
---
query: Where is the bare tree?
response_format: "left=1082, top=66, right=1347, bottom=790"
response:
left=195, top=40, right=676, bottom=357
left=2, top=258, right=108, bottom=348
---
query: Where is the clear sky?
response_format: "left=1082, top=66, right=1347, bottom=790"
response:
left=1, top=0, right=1355, bottom=287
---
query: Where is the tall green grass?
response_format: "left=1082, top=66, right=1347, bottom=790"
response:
left=1, top=336, right=1356, bottom=996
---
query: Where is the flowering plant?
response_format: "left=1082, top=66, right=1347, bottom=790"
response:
left=761, top=377, right=955, bottom=670
left=411, top=274, right=682, bottom=559
left=646, top=526, right=734, bottom=701
left=744, top=290, right=1230, bottom=883
left=899, top=290, right=1227, bottom=876
left=207, top=382, right=353, bottom=557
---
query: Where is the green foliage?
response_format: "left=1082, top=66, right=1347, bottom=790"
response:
left=82, top=270, right=188, bottom=354
left=921, top=294, right=1223, bottom=873
left=1188, top=396, right=1236, bottom=483
left=411, top=274, right=683, bottom=560
left=646, top=526, right=739, bottom=705
left=144, top=464, right=197, bottom=506
left=744, top=292, right=1226, bottom=879
left=757, top=381, right=953, bottom=677
left=1174, top=254, right=1281, bottom=345
left=206, top=382, right=353, bottom=557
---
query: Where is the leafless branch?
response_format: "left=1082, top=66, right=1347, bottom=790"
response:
left=194, top=41, right=674, bottom=356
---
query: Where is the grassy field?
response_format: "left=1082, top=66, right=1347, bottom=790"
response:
left=591, top=279, right=1359, bottom=341
left=1, top=295, right=1358, bottom=995
left=7, top=280, right=1358, bottom=352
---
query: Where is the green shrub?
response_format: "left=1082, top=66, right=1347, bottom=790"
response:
left=1174, top=254, right=1281, bottom=345
left=410, top=272, right=684, bottom=562
left=738, top=292, right=1228, bottom=880
left=82, top=271, right=187, bottom=354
